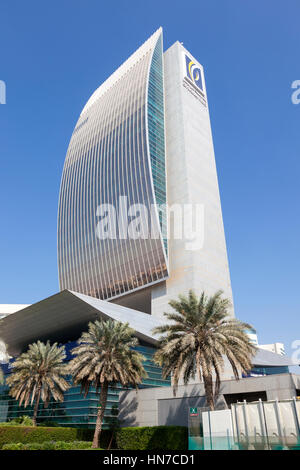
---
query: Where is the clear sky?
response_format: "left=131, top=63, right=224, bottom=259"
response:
left=0, top=1, right=299, bottom=363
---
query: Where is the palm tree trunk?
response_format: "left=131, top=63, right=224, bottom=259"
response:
left=203, top=374, right=215, bottom=411
left=33, top=384, right=42, bottom=426
left=92, top=381, right=109, bottom=449
left=196, top=350, right=202, bottom=382
left=107, top=430, right=114, bottom=450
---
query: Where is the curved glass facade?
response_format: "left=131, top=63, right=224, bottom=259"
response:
left=58, top=29, right=168, bottom=300
left=147, top=35, right=167, bottom=253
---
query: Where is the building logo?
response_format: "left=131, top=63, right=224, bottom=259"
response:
left=189, top=407, right=199, bottom=417
left=185, top=55, right=203, bottom=91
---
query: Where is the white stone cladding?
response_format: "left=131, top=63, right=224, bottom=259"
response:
left=151, top=41, right=234, bottom=317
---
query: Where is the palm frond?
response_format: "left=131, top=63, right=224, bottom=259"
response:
left=69, top=319, right=147, bottom=395
left=6, top=341, right=69, bottom=413
left=152, top=289, right=256, bottom=408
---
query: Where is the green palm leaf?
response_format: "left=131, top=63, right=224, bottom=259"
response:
left=68, top=319, right=147, bottom=449
left=153, top=289, right=256, bottom=409
left=6, top=341, right=69, bottom=425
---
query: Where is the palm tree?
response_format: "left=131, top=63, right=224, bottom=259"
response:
left=6, top=341, right=69, bottom=425
left=69, top=319, right=147, bottom=449
left=153, top=290, right=256, bottom=410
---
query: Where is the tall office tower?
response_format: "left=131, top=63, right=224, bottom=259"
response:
left=58, top=29, right=168, bottom=313
left=57, top=27, right=234, bottom=317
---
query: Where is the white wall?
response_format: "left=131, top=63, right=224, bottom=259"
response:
left=259, top=343, right=285, bottom=356
left=151, top=41, right=234, bottom=317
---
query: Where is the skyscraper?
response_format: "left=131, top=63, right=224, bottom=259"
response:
left=57, top=27, right=234, bottom=317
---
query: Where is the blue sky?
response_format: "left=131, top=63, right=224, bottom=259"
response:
left=0, top=0, right=299, bottom=362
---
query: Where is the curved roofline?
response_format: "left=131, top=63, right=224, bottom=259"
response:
left=144, top=29, right=169, bottom=270
left=0, top=290, right=164, bottom=356
left=0, top=290, right=298, bottom=369
left=80, top=27, right=163, bottom=116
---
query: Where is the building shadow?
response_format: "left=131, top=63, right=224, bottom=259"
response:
left=158, top=385, right=226, bottom=427
left=118, top=391, right=138, bottom=427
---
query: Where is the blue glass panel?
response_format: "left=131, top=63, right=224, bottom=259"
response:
left=148, top=35, right=168, bottom=255
left=0, top=343, right=170, bottom=428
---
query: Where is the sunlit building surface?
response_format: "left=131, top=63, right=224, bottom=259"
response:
left=57, top=27, right=234, bottom=316
left=58, top=29, right=168, bottom=306
left=0, top=291, right=171, bottom=427
left=0, top=291, right=296, bottom=428
left=1, top=29, right=294, bottom=430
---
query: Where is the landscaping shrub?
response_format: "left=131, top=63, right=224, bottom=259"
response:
left=2, top=442, right=24, bottom=450
left=0, top=416, right=34, bottom=426
left=75, top=428, right=94, bottom=441
left=0, top=425, right=187, bottom=450
left=2, top=441, right=95, bottom=450
left=52, top=441, right=93, bottom=450
left=0, top=426, right=78, bottom=448
left=76, top=428, right=114, bottom=448
left=116, top=426, right=188, bottom=450
left=38, top=421, right=61, bottom=427
left=0, top=425, right=114, bottom=449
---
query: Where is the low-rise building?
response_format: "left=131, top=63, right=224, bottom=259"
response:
left=0, top=291, right=298, bottom=428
